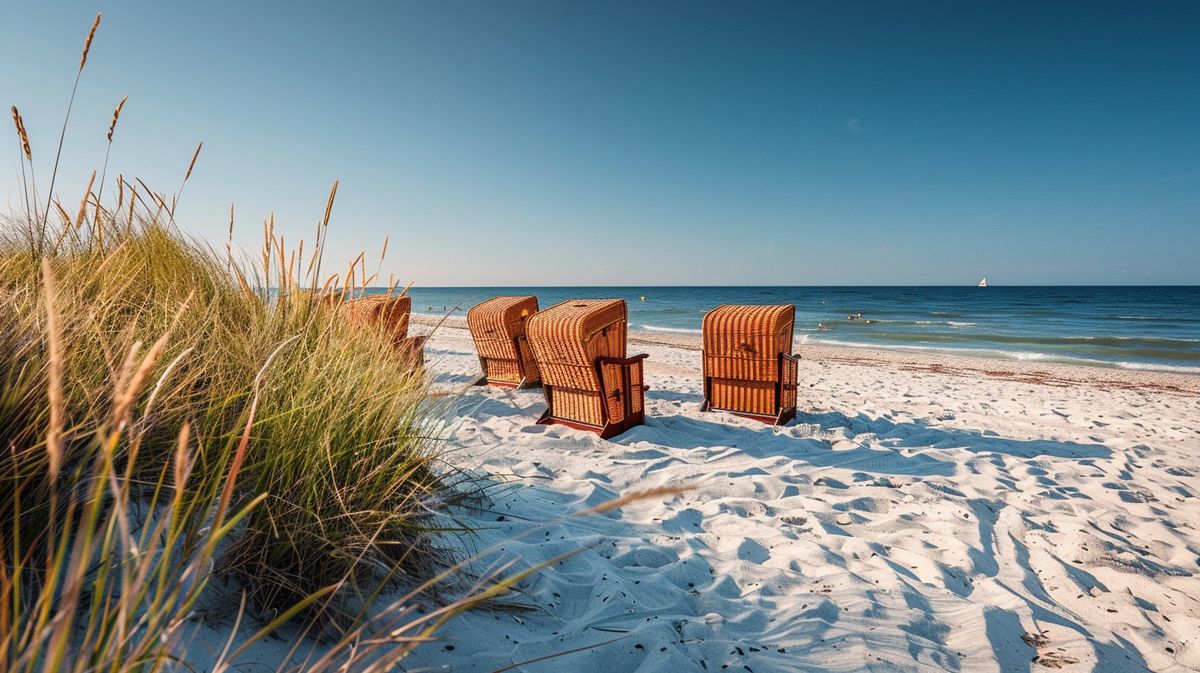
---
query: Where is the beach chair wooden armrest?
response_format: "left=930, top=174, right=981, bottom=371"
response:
left=597, top=355, right=648, bottom=391
left=594, top=353, right=648, bottom=434
left=777, top=351, right=798, bottom=424
left=781, top=351, right=798, bottom=378
left=596, top=353, right=649, bottom=367
left=598, top=354, right=649, bottom=387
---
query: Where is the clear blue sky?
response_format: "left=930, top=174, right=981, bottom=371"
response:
left=3, top=1, right=1198, bottom=285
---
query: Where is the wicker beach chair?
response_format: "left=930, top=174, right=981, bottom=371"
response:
left=467, top=295, right=541, bottom=388
left=526, top=299, right=648, bottom=438
left=700, top=304, right=798, bottom=425
left=339, top=294, right=426, bottom=366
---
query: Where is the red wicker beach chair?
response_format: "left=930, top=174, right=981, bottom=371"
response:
left=339, top=294, right=425, bottom=366
left=467, top=295, right=541, bottom=388
left=701, top=304, right=798, bottom=425
left=526, top=299, right=648, bottom=438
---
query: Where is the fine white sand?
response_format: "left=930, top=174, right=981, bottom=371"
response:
left=398, top=317, right=1199, bottom=673
left=192, top=317, right=1200, bottom=672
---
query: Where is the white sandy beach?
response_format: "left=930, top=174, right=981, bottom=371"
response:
left=193, top=317, right=1199, bottom=673
left=394, top=317, right=1200, bottom=673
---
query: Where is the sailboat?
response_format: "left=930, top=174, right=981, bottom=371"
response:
left=977, top=277, right=988, bottom=288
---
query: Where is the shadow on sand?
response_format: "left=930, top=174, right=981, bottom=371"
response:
left=620, top=410, right=1107, bottom=482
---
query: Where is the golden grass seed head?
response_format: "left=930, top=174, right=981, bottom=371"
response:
left=11, top=105, right=32, bottom=160
left=107, top=95, right=127, bottom=142
left=80, top=13, right=101, bottom=71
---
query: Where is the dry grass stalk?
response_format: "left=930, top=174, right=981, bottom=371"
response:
left=309, top=180, right=339, bottom=287
left=173, top=422, right=191, bottom=498
left=10, top=106, right=32, bottom=160
left=80, top=13, right=101, bottom=71
left=41, top=259, right=65, bottom=481
left=42, top=13, right=103, bottom=238
left=109, top=295, right=191, bottom=429
left=53, top=201, right=72, bottom=228
left=184, top=141, right=202, bottom=182
left=76, top=170, right=96, bottom=228
left=583, top=485, right=692, bottom=515
left=106, top=95, right=127, bottom=142
left=276, top=236, right=287, bottom=287
left=226, top=203, right=235, bottom=264
left=322, top=180, right=339, bottom=229
left=96, top=96, right=127, bottom=213
left=126, top=184, right=136, bottom=229
left=168, top=141, right=204, bottom=218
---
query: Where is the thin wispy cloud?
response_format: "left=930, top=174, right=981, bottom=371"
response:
left=844, top=117, right=882, bottom=134
left=968, top=210, right=1009, bottom=222
left=1087, top=197, right=1200, bottom=228
left=1080, top=170, right=1200, bottom=193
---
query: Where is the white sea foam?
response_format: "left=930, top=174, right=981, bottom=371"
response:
left=1106, top=361, right=1200, bottom=374
left=635, top=324, right=702, bottom=334
left=806, top=337, right=1200, bottom=374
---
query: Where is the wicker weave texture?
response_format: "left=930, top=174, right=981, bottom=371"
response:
left=467, top=295, right=541, bottom=385
left=339, top=294, right=423, bottom=366
left=341, top=294, right=413, bottom=343
left=527, top=299, right=628, bottom=428
left=710, top=379, right=777, bottom=416
left=702, top=304, right=794, bottom=381
left=702, top=304, right=796, bottom=420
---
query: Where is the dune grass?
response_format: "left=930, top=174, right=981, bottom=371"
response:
left=2, top=12, right=463, bottom=660
left=0, top=201, right=454, bottom=618
left=0, top=186, right=477, bottom=673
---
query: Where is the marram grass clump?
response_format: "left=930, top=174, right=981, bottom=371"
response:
left=3, top=13, right=694, bottom=671
left=0, top=203, right=451, bottom=623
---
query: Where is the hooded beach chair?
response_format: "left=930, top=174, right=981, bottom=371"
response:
left=339, top=294, right=426, bottom=366
left=526, top=299, right=648, bottom=438
left=467, top=295, right=541, bottom=388
left=701, top=304, right=798, bottom=425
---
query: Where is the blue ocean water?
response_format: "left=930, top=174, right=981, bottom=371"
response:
left=400, top=286, right=1200, bottom=374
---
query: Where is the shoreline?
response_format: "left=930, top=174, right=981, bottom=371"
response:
left=412, top=314, right=1200, bottom=396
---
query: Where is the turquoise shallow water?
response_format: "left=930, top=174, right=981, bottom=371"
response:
left=393, top=286, right=1200, bottom=374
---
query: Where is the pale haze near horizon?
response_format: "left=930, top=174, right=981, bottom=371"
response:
left=2, top=1, right=1198, bottom=286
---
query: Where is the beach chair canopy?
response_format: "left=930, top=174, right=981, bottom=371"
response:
left=338, top=294, right=425, bottom=366
left=526, top=299, right=646, bottom=437
left=701, top=304, right=797, bottom=424
left=467, top=295, right=541, bottom=387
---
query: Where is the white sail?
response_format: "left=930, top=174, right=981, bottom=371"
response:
left=978, top=277, right=988, bottom=288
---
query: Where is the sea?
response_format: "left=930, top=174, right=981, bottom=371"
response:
left=399, top=286, right=1200, bottom=374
